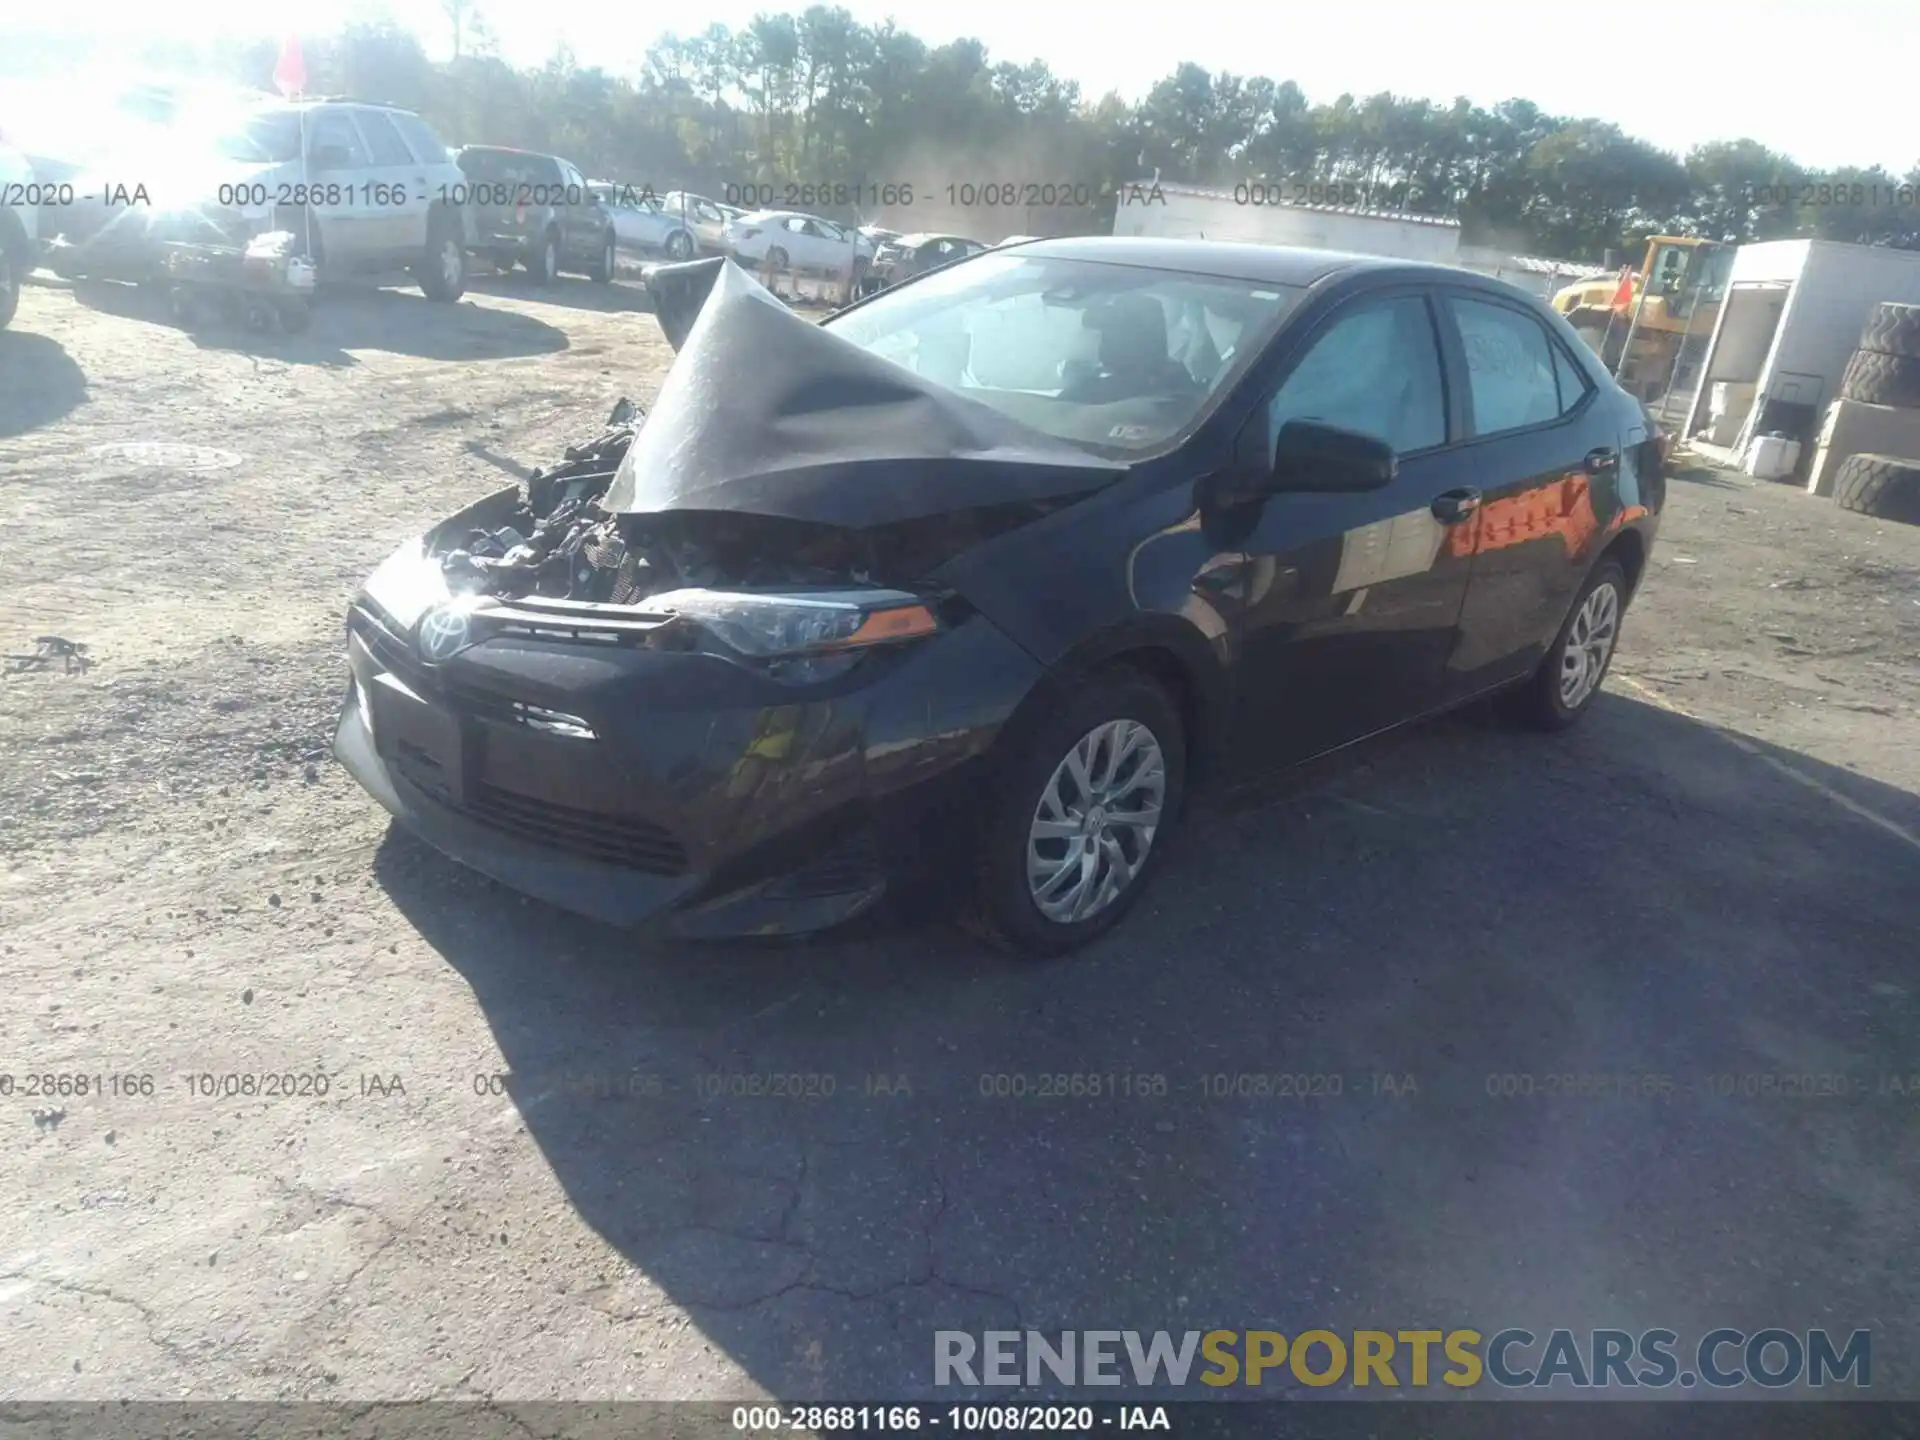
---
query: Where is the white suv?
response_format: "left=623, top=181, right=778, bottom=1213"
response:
left=196, top=99, right=473, bottom=300
left=0, top=135, right=38, bottom=330
left=41, top=97, right=473, bottom=302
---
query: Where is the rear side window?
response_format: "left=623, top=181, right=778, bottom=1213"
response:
left=353, top=110, right=414, bottom=167
left=1452, top=296, right=1564, bottom=435
left=1551, top=339, right=1595, bottom=414
left=391, top=112, right=450, bottom=165
left=1266, top=293, right=1448, bottom=454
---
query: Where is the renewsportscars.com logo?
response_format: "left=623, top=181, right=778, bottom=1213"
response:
left=934, top=1328, right=1871, bottom=1390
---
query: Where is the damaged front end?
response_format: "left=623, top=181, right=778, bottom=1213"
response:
left=400, top=399, right=1041, bottom=687
left=338, top=257, right=1124, bottom=937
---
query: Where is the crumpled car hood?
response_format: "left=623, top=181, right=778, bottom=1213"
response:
left=608, top=258, right=1125, bottom=529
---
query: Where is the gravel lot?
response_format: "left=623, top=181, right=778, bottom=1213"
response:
left=3, top=272, right=1919, bottom=1403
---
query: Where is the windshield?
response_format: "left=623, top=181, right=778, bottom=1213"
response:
left=198, top=109, right=304, bottom=164
left=824, top=253, right=1301, bottom=455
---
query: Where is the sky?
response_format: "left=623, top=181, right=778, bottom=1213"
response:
left=5, top=0, right=1915, bottom=173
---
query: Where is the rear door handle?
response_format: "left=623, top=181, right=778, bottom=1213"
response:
left=1431, top=487, right=1481, bottom=523
left=1585, top=447, right=1619, bottom=474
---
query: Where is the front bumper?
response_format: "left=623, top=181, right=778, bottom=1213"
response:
left=333, top=597, right=1044, bottom=937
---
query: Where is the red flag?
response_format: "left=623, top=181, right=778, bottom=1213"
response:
left=274, top=34, right=307, bottom=99
left=1611, top=265, right=1636, bottom=308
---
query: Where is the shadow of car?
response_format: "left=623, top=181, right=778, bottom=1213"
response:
left=373, top=690, right=1920, bottom=1398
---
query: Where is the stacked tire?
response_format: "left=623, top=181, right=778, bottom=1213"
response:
left=1833, top=302, right=1920, bottom=523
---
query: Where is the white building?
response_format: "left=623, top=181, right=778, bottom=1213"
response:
left=1112, top=181, right=1461, bottom=264
left=1683, top=239, right=1920, bottom=453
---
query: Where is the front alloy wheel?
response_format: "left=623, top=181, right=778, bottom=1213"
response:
left=967, top=667, right=1186, bottom=957
left=1027, top=720, right=1166, bottom=924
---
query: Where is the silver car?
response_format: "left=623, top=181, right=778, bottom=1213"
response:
left=591, top=183, right=698, bottom=261
left=657, top=192, right=735, bottom=255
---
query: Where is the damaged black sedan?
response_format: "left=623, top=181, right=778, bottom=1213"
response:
left=334, top=239, right=1664, bottom=954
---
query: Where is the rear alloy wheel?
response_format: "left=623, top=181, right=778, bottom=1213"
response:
left=589, top=232, right=616, bottom=284
left=1502, top=559, right=1627, bottom=731
left=665, top=229, right=694, bottom=262
left=967, top=668, right=1185, bottom=957
left=530, top=230, right=559, bottom=286
left=415, top=212, right=466, bottom=303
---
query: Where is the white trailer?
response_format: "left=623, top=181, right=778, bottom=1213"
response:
left=1684, top=239, right=1920, bottom=454
left=1112, top=181, right=1461, bottom=264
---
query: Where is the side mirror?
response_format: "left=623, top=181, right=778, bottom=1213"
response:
left=309, top=144, right=353, bottom=172
left=1270, top=419, right=1398, bottom=493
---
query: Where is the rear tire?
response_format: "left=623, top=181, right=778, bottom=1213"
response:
left=415, top=209, right=466, bottom=303
left=1500, top=559, right=1628, bottom=732
left=665, top=229, right=694, bottom=262
left=1833, top=453, right=1920, bottom=525
left=965, top=667, right=1185, bottom=958
left=529, top=229, right=559, bottom=286
left=588, top=231, right=616, bottom=284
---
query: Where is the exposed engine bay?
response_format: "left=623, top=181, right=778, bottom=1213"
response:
left=429, top=397, right=1083, bottom=609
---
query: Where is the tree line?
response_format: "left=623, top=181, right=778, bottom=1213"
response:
left=56, top=13, right=1920, bottom=257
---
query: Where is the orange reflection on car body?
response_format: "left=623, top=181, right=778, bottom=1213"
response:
left=1447, top=472, right=1600, bottom=560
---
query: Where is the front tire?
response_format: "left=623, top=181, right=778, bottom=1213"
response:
left=1501, top=559, right=1628, bottom=731
left=966, top=668, right=1185, bottom=957
left=415, top=210, right=466, bottom=303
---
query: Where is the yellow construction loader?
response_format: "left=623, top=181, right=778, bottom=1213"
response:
left=1552, top=236, right=1733, bottom=402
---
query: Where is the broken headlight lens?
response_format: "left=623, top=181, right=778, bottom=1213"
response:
left=647, top=588, right=939, bottom=662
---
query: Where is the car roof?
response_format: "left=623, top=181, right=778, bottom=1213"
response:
left=1006, top=235, right=1449, bottom=287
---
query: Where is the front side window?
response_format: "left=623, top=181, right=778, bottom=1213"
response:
left=307, top=112, right=368, bottom=169
left=825, top=253, right=1301, bottom=456
left=390, top=112, right=450, bottom=165
left=353, top=110, right=414, bottom=167
left=1266, top=294, right=1447, bottom=455
left=1452, top=296, right=1563, bottom=435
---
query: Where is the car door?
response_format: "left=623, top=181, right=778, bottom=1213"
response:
left=1433, top=289, right=1625, bottom=697
left=348, top=107, right=419, bottom=260
left=557, top=161, right=599, bottom=264
left=1222, top=287, right=1479, bottom=773
left=301, top=109, right=374, bottom=267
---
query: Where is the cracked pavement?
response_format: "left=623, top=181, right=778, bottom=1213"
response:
left=3, top=279, right=1920, bottom=1401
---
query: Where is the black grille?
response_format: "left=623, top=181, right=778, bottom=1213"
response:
left=353, top=605, right=689, bottom=877
left=465, top=782, right=688, bottom=875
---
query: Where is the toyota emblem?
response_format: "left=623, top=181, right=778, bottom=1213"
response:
left=416, top=602, right=476, bottom=663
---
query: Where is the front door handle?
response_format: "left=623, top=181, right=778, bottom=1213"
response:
left=1585, top=447, right=1619, bottom=474
left=1432, top=487, right=1482, bottom=523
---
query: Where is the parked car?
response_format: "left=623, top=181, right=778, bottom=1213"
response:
left=657, top=192, right=735, bottom=255
left=0, top=136, right=38, bottom=330
left=457, top=146, right=616, bottom=285
left=722, top=209, right=874, bottom=282
left=37, top=97, right=472, bottom=301
left=590, top=183, right=697, bottom=261
left=332, top=240, right=1664, bottom=955
left=861, top=231, right=988, bottom=295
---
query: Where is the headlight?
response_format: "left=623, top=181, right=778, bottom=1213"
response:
left=648, top=588, right=939, bottom=661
